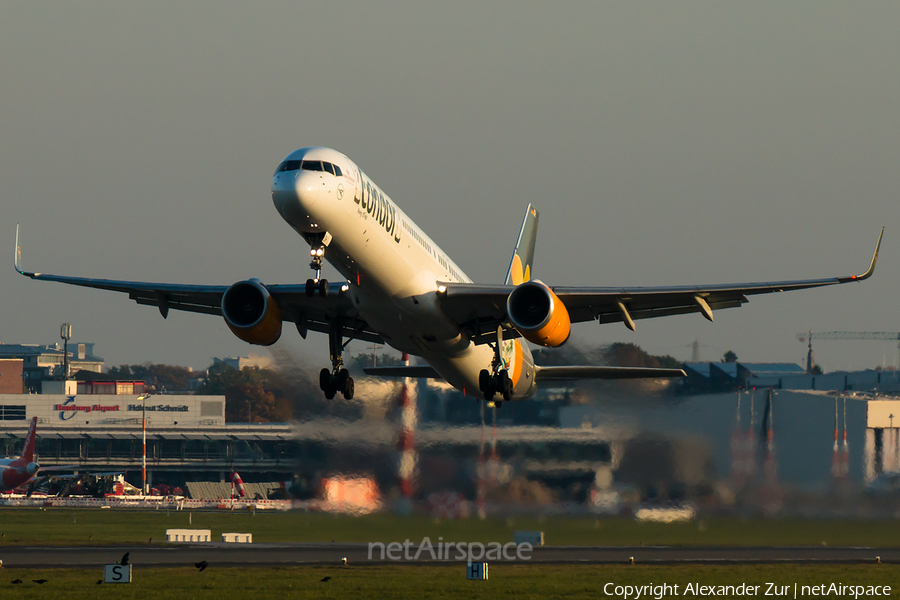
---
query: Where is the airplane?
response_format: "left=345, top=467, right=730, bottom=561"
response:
left=0, top=417, right=117, bottom=495
left=0, top=417, right=77, bottom=492
left=0, top=417, right=39, bottom=492
left=15, top=147, right=883, bottom=404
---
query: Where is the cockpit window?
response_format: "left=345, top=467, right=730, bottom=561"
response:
left=282, top=159, right=343, bottom=176
left=275, top=160, right=301, bottom=174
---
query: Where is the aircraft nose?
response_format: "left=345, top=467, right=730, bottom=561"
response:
left=271, top=170, right=321, bottom=215
left=271, top=171, right=298, bottom=213
left=294, top=170, right=322, bottom=209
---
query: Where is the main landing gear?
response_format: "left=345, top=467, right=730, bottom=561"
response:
left=478, top=327, right=512, bottom=405
left=320, top=318, right=355, bottom=400
left=305, top=244, right=328, bottom=297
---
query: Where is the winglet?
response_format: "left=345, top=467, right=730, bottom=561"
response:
left=14, top=224, right=26, bottom=275
left=14, top=224, right=37, bottom=278
left=841, top=227, right=883, bottom=283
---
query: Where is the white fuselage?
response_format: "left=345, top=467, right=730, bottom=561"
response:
left=272, top=147, right=536, bottom=399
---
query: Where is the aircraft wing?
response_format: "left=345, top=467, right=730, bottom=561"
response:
left=535, top=366, right=686, bottom=380
left=440, top=228, right=883, bottom=345
left=14, top=226, right=384, bottom=344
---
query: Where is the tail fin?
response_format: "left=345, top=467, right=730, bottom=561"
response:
left=21, top=416, right=37, bottom=462
left=505, top=204, right=539, bottom=285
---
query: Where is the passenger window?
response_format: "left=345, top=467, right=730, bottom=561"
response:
left=323, top=162, right=335, bottom=176
left=301, top=160, right=323, bottom=172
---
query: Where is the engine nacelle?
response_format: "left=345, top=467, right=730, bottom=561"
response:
left=506, top=280, right=571, bottom=347
left=221, top=279, right=283, bottom=346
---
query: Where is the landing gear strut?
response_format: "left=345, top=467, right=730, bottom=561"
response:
left=305, top=244, right=328, bottom=297
left=319, top=318, right=354, bottom=400
left=478, top=327, right=512, bottom=404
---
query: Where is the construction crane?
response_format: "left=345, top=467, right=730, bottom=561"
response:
left=797, top=331, right=900, bottom=373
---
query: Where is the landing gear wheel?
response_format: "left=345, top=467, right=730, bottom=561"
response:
left=479, top=369, right=491, bottom=394
left=319, top=368, right=331, bottom=392
left=493, top=369, right=512, bottom=401
left=342, top=376, right=355, bottom=400
left=318, top=279, right=329, bottom=296
left=500, top=371, right=513, bottom=401
left=495, top=401, right=503, bottom=408
left=337, top=368, right=350, bottom=390
left=497, top=369, right=509, bottom=388
left=306, top=279, right=316, bottom=297
left=324, top=385, right=336, bottom=400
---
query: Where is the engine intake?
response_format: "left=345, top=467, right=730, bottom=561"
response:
left=221, top=279, right=283, bottom=346
left=507, top=280, right=571, bottom=347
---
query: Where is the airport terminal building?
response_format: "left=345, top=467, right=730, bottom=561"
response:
left=0, top=390, right=297, bottom=490
left=0, top=387, right=619, bottom=500
left=5, top=371, right=900, bottom=508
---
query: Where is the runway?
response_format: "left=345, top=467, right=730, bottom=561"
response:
left=1, top=544, right=895, bottom=568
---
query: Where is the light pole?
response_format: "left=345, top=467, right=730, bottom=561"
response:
left=137, top=394, right=150, bottom=495
left=60, top=323, right=71, bottom=379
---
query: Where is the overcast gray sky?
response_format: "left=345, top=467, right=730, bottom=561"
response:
left=1, top=2, right=898, bottom=373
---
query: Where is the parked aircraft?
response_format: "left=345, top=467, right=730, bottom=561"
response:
left=0, top=417, right=76, bottom=492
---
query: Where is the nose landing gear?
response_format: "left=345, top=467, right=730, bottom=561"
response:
left=305, top=245, right=328, bottom=297
left=299, top=232, right=353, bottom=399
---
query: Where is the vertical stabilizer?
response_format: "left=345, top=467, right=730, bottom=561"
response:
left=505, top=205, right=539, bottom=285
left=21, top=417, right=37, bottom=462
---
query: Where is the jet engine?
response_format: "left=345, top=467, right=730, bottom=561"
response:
left=221, top=279, right=283, bottom=346
left=506, top=280, right=571, bottom=347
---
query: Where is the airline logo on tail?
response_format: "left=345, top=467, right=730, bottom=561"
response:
left=505, top=205, right=539, bottom=285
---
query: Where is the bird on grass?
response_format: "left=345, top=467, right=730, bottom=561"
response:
left=195, top=561, right=208, bottom=572
left=120, top=552, right=130, bottom=566
left=320, top=576, right=331, bottom=582
left=96, top=579, right=103, bottom=585
left=11, top=579, right=22, bottom=584
left=33, top=579, right=48, bottom=584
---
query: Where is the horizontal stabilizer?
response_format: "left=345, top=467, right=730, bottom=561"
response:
left=363, top=365, right=444, bottom=379
left=37, top=465, right=82, bottom=473
left=535, top=365, right=686, bottom=381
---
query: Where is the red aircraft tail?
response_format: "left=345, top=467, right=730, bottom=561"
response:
left=20, top=417, right=37, bottom=463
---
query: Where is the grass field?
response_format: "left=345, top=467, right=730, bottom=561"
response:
left=1, top=564, right=898, bottom=599
left=2, top=507, right=900, bottom=547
